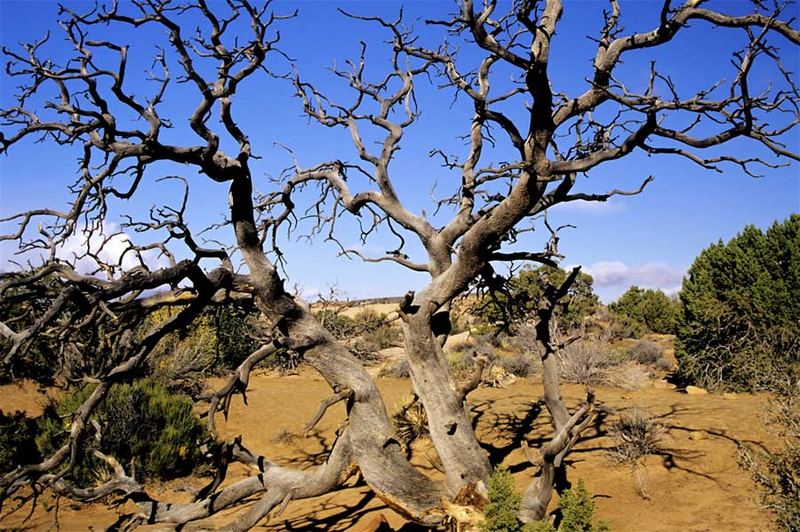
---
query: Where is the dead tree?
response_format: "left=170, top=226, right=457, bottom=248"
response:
left=0, top=0, right=797, bottom=528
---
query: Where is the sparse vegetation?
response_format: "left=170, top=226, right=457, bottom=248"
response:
left=608, top=406, right=665, bottom=467
left=738, top=388, right=800, bottom=531
left=496, top=352, right=538, bottom=378
left=558, top=341, right=620, bottom=386
left=605, top=363, right=650, bottom=391
left=391, top=397, right=429, bottom=448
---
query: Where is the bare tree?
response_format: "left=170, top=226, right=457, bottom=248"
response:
left=0, top=0, right=797, bottom=529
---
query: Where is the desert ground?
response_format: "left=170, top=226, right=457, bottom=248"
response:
left=0, top=356, right=776, bottom=531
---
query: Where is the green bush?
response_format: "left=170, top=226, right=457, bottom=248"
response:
left=37, top=379, right=211, bottom=484
left=676, top=215, right=800, bottom=391
left=609, top=287, right=680, bottom=337
left=559, top=480, right=609, bottom=532
left=475, top=266, right=599, bottom=334
left=315, top=309, right=356, bottom=339
left=0, top=410, right=41, bottom=474
left=481, top=466, right=528, bottom=532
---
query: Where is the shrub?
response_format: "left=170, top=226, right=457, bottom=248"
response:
left=627, top=340, right=664, bottom=366
left=378, top=359, right=410, bottom=378
left=475, top=266, right=599, bottom=334
left=607, top=313, right=646, bottom=341
left=496, top=353, right=538, bottom=377
left=261, top=348, right=301, bottom=373
left=605, top=363, right=650, bottom=391
left=676, top=215, right=800, bottom=392
left=0, top=410, right=41, bottom=474
left=315, top=309, right=356, bottom=339
left=480, top=466, right=530, bottom=532
left=391, top=397, right=429, bottom=447
left=37, top=379, right=211, bottom=484
left=609, top=286, right=681, bottom=336
left=147, top=301, right=259, bottom=385
left=738, top=389, right=799, bottom=531
left=559, top=341, right=618, bottom=385
left=607, top=406, right=664, bottom=468
left=558, top=480, right=609, bottom=532
left=355, top=324, right=401, bottom=352
left=148, top=309, right=217, bottom=391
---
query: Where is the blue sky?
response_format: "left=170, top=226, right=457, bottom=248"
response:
left=1, top=0, right=798, bottom=302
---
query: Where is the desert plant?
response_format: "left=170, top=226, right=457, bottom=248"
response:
left=214, top=301, right=260, bottom=370
left=605, top=363, right=650, bottom=391
left=607, top=406, right=665, bottom=468
left=676, top=216, right=800, bottom=392
left=627, top=340, right=664, bottom=366
left=738, top=389, right=800, bottom=531
left=356, top=323, right=401, bottom=352
left=481, top=466, right=533, bottom=532
left=37, top=380, right=211, bottom=484
left=0, top=410, right=41, bottom=474
left=654, top=357, right=673, bottom=373
left=314, top=309, right=357, bottom=339
left=559, top=341, right=618, bottom=386
left=391, top=397, right=430, bottom=447
left=558, top=480, right=609, bottom=532
left=496, top=353, right=538, bottom=378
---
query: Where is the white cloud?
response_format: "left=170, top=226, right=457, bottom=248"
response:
left=56, top=222, right=165, bottom=274
left=576, top=260, right=687, bottom=290
left=0, top=222, right=166, bottom=275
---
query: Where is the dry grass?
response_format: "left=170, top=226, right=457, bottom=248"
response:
left=605, top=362, right=650, bottom=390
left=558, top=340, right=617, bottom=385
left=608, top=406, right=665, bottom=467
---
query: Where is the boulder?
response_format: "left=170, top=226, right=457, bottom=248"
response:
left=653, top=379, right=677, bottom=390
left=685, top=385, right=708, bottom=395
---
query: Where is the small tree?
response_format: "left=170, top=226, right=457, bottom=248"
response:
left=676, top=215, right=800, bottom=391
left=609, top=286, right=681, bottom=337
left=558, top=480, right=609, bottom=532
left=476, top=266, right=599, bottom=333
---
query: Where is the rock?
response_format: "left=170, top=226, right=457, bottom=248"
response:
left=653, top=379, right=677, bottom=390
left=722, top=392, right=738, bottom=400
left=377, top=347, right=405, bottom=359
left=689, top=430, right=709, bottom=441
left=685, top=385, right=708, bottom=395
